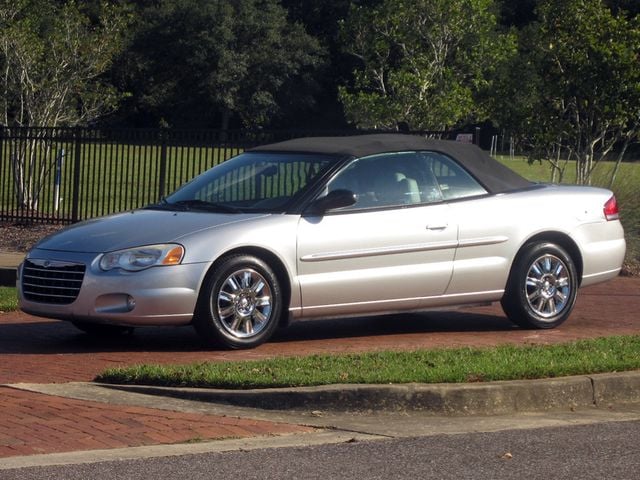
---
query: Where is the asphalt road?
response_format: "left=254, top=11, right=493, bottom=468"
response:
left=3, top=419, right=639, bottom=479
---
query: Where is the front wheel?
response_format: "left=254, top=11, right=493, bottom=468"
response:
left=193, top=255, right=282, bottom=349
left=501, top=242, right=578, bottom=329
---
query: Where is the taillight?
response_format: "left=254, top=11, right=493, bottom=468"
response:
left=604, top=195, right=619, bottom=221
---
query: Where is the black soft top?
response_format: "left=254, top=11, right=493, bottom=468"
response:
left=250, top=133, right=532, bottom=194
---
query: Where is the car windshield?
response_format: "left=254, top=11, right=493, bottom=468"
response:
left=160, top=151, right=336, bottom=213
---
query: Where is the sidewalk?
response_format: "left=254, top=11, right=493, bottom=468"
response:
left=0, top=252, right=23, bottom=268
left=0, top=385, right=313, bottom=459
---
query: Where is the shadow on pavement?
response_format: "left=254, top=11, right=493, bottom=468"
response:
left=0, top=310, right=514, bottom=355
left=272, top=311, right=516, bottom=343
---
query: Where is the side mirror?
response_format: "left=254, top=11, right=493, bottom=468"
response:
left=305, top=189, right=357, bottom=215
left=258, top=164, right=278, bottom=177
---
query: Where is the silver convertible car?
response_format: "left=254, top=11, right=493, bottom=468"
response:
left=18, top=134, right=626, bottom=348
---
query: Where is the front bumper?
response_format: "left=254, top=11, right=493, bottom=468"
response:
left=18, top=248, right=210, bottom=326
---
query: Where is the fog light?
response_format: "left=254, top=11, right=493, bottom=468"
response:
left=95, top=294, right=138, bottom=314
left=127, top=296, right=136, bottom=311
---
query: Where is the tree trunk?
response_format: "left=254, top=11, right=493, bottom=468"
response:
left=10, top=135, right=53, bottom=211
left=609, top=136, right=631, bottom=189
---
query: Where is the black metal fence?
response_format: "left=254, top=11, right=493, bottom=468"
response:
left=0, top=126, right=473, bottom=224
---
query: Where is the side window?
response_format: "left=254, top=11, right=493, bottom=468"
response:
left=327, top=152, right=444, bottom=210
left=422, top=152, right=487, bottom=200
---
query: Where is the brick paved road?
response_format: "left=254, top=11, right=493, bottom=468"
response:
left=1, top=276, right=638, bottom=460
left=1, top=277, right=639, bottom=384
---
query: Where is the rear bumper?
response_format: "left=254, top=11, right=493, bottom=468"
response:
left=577, top=221, right=626, bottom=287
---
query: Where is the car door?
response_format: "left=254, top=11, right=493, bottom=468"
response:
left=295, top=151, right=458, bottom=319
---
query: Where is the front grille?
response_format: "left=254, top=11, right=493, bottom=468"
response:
left=22, top=259, right=86, bottom=305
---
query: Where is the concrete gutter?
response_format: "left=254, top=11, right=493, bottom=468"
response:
left=101, top=371, right=640, bottom=416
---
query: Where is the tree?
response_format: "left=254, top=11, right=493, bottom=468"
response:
left=280, top=1, right=380, bottom=128
left=0, top=0, right=129, bottom=128
left=116, top=0, right=323, bottom=129
left=338, top=0, right=513, bottom=130
left=492, top=0, right=640, bottom=185
left=0, top=0, right=129, bottom=209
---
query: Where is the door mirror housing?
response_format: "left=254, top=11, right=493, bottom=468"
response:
left=305, top=189, right=357, bottom=215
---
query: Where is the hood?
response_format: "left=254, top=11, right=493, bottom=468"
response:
left=34, top=209, right=269, bottom=253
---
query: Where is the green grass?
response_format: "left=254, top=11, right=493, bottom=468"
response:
left=95, top=336, right=640, bottom=389
left=0, top=286, right=17, bottom=312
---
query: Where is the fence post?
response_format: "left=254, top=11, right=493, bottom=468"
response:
left=71, top=127, right=82, bottom=222
left=54, top=148, right=65, bottom=212
left=158, top=129, right=168, bottom=200
left=474, top=126, right=481, bottom=146
left=0, top=126, right=4, bottom=220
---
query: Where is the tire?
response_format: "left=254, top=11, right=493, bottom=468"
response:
left=501, top=242, right=578, bottom=329
left=71, top=321, right=134, bottom=337
left=193, top=255, right=282, bottom=349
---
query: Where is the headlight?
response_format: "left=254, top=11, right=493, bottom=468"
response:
left=99, top=244, right=185, bottom=272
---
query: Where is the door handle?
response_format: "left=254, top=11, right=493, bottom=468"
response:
left=426, top=223, right=448, bottom=231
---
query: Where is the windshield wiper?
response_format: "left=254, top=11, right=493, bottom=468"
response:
left=168, top=199, right=242, bottom=213
left=142, top=198, right=172, bottom=210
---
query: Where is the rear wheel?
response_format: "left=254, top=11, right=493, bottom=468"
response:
left=501, top=242, right=578, bottom=329
left=193, top=255, right=282, bottom=349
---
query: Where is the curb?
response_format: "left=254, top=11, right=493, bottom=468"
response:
left=0, top=267, right=16, bottom=287
left=101, top=371, right=640, bottom=416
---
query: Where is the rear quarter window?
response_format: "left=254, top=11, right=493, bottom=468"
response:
left=423, top=152, right=487, bottom=200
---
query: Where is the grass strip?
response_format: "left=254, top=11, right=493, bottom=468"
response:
left=0, top=286, right=17, bottom=312
left=96, top=335, right=640, bottom=389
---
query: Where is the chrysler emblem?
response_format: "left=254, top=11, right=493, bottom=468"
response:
left=29, top=259, right=80, bottom=269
